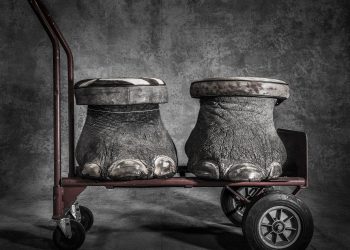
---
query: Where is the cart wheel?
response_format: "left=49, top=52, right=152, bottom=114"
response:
left=220, top=187, right=266, bottom=226
left=79, top=206, right=94, bottom=232
left=53, top=220, right=85, bottom=250
left=69, top=205, right=94, bottom=231
left=243, top=192, right=313, bottom=250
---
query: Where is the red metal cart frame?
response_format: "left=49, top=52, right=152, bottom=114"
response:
left=28, top=0, right=308, bottom=224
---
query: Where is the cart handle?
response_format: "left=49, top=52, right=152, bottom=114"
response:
left=28, top=0, right=76, bottom=184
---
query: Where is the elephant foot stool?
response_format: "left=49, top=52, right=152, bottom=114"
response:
left=185, top=77, right=289, bottom=182
left=75, top=78, right=177, bottom=180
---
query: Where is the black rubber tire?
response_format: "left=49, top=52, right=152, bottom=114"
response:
left=53, top=220, right=85, bottom=250
left=220, top=187, right=272, bottom=226
left=79, top=206, right=94, bottom=232
left=243, top=192, right=314, bottom=250
left=241, top=190, right=282, bottom=233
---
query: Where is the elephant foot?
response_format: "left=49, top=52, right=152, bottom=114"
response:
left=153, top=155, right=176, bottom=178
left=192, top=161, right=220, bottom=180
left=108, top=159, right=148, bottom=180
left=81, top=163, right=102, bottom=178
left=224, top=163, right=267, bottom=182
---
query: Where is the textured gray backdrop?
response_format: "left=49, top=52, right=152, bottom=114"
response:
left=0, top=0, right=349, bottom=199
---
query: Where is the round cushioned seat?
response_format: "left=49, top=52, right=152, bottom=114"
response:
left=75, top=78, right=168, bottom=105
left=74, top=77, right=177, bottom=180
left=190, top=77, right=289, bottom=104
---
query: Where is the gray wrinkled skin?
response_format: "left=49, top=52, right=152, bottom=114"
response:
left=76, top=104, right=177, bottom=180
left=185, top=97, right=287, bottom=181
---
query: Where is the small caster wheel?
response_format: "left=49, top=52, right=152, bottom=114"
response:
left=242, top=192, right=313, bottom=250
left=220, top=187, right=267, bottom=226
left=53, top=219, right=85, bottom=250
left=69, top=205, right=94, bottom=232
left=79, top=206, right=94, bottom=232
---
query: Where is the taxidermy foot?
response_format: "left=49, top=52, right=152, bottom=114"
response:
left=185, top=96, right=287, bottom=182
left=76, top=105, right=177, bottom=180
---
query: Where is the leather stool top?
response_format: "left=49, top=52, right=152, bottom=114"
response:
left=190, top=77, right=289, bottom=104
left=75, top=78, right=168, bottom=105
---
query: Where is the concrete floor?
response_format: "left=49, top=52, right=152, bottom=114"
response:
left=0, top=187, right=349, bottom=250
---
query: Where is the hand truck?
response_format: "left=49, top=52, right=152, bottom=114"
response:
left=28, top=1, right=314, bottom=249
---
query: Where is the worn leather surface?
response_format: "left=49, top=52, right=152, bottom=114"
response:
left=185, top=97, right=287, bottom=181
left=190, top=79, right=289, bottom=103
left=75, top=85, right=168, bottom=105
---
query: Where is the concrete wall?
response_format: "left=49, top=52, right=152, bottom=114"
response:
left=0, top=0, right=349, bottom=196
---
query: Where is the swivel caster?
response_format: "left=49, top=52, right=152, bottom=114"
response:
left=69, top=203, right=94, bottom=231
left=220, top=187, right=269, bottom=226
left=53, top=218, right=85, bottom=250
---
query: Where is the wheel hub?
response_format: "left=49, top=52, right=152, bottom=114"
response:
left=258, top=205, right=301, bottom=248
left=272, top=221, right=285, bottom=233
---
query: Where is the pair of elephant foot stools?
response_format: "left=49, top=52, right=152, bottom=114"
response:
left=75, top=77, right=289, bottom=182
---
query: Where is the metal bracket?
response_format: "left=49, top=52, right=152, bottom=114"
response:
left=70, top=202, right=81, bottom=222
left=292, top=186, right=302, bottom=195
left=225, top=186, right=251, bottom=204
left=57, top=217, right=72, bottom=238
